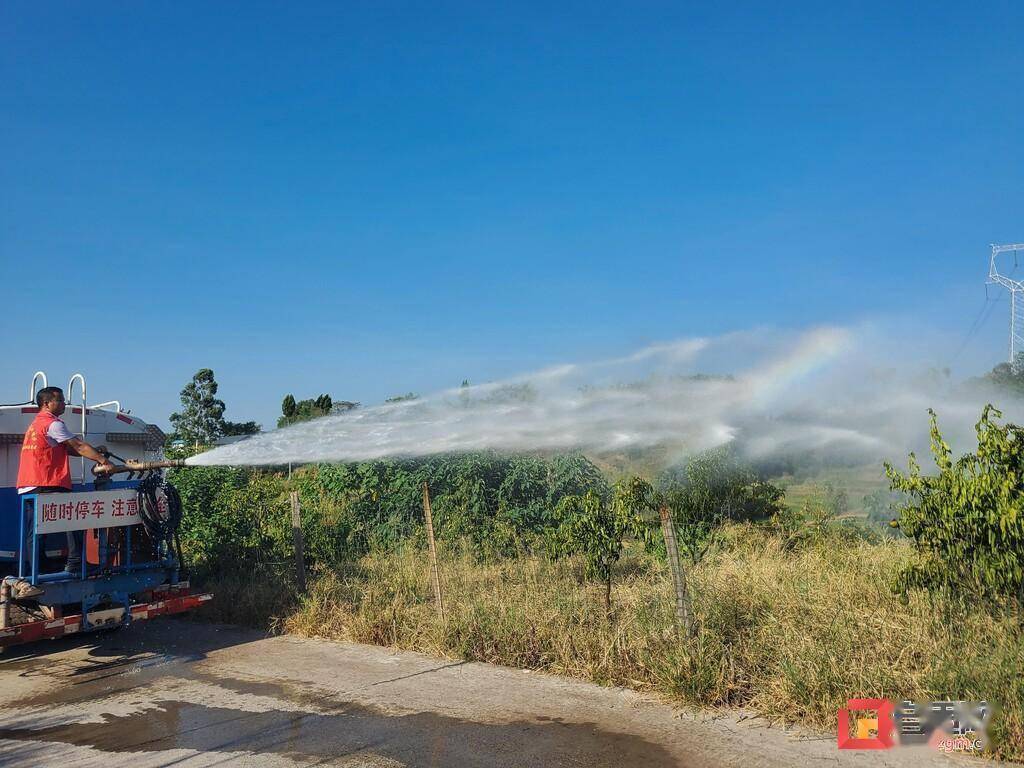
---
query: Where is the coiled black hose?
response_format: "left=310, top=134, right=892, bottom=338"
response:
left=137, top=474, right=186, bottom=572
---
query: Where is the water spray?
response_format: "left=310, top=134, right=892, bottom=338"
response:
left=186, top=325, right=1024, bottom=470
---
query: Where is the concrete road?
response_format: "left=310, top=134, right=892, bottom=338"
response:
left=0, top=619, right=985, bottom=767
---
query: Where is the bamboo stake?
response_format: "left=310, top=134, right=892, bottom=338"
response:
left=422, top=482, right=446, bottom=623
left=660, top=504, right=690, bottom=635
left=290, top=491, right=306, bottom=592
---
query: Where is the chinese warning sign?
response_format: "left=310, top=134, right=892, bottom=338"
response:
left=32, top=489, right=144, bottom=534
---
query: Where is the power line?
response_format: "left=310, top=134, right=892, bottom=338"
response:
left=952, top=289, right=1002, bottom=363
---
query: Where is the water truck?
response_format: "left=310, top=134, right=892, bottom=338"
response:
left=0, top=372, right=210, bottom=649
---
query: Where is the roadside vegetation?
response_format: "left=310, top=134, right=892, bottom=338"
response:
left=163, top=366, right=1024, bottom=760
left=165, top=425, right=1021, bottom=760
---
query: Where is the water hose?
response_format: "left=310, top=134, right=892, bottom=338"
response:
left=136, top=474, right=187, bottom=573
left=92, top=453, right=188, bottom=571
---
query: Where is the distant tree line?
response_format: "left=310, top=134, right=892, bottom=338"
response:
left=279, top=393, right=358, bottom=428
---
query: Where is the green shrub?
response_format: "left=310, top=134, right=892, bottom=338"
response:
left=886, top=406, right=1024, bottom=606
left=294, top=453, right=607, bottom=560
left=170, top=466, right=291, bottom=572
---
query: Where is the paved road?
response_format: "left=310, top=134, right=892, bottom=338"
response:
left=0, top=619, right=984, bottom=767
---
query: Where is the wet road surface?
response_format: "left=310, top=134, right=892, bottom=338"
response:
left=0, top=619, right=979, bottom=767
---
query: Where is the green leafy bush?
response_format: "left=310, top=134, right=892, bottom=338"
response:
left=886, top=406, right=1024, bottom=606
left=293, top=452, right=607, bottom=560
left=172, top=453, right=610, bottom=574
left=170, top=466, right=291, bottom=571
left=549, top=484, right=650, bottom=611
left=658, top=447, right=785, bottom=564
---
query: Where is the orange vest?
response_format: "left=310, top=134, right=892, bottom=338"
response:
left=17, top=410, right=72, bottom=490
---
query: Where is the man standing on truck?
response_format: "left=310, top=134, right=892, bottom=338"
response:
left=16, top=386, right=115, bottom=575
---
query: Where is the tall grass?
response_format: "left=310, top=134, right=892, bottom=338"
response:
left=280, top=525, right=1022, bottom=760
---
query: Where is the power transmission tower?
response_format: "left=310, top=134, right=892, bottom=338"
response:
left=988, top=243, right=1024, bottom=363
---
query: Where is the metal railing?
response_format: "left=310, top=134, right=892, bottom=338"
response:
left=67, top=374, right=87, bottom=484
left=28, top=371, right=47, bottom=404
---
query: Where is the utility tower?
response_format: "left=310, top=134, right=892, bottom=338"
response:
left=988, top=243, right=1024, bottom=362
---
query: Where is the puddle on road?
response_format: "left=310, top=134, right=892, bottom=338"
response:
left=1, top=650, right=198, bottom=681
left=0, top=698, right=678, bottom=768
left=0, top=650, right=201, bottom=710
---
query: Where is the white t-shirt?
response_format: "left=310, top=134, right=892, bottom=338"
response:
left=17, top=418, right=76, bottom=494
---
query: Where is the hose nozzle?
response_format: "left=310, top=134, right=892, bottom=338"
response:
left=93, top=459, right=186, bottom=477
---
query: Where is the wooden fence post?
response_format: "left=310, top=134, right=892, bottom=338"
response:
left=421, top=482, right=446, bottom=623
left=290, top=491, right=306, bottom=592
left=660, top=504, right=690, bottom=636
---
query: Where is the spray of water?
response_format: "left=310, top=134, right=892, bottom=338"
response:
left=186, top=325, right=1018, bottom=468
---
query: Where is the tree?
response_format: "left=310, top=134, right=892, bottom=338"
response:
left=886, top=406, right=1024, bottom=606
left=282, top=394, right=297, bottom=418
left=385, top=392, right=418, bottom=403
left=222, top=420, right=261, bottom=436
left=551, top=481, right=651, bottom=614
left=658, top=447, right=784, bottom=564
left=278, top=393, right=351, bottom=428
left=611, top=450, right=784, bottom=634
left=169, top=369, right=226, bottom=447
left=824, top=482, right=849, bottom=517
left=968, top=352, right=1024, bottom=397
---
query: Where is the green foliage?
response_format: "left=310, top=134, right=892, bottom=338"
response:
left=282, top=394, right=297, bottom=418
left=168, top=442, right=770, bottom=618
left=886, top=406, right=1024, bottom=605
left=222, top=420, right=260, bottom=436
left=658, top=447, right=785, bottom=564
left=823, top=482, right=849, bottom=516
left=169, top=466, right=291, bottom=570
left=385, top=392, right=419, bottom=403
left=551, top=490, right=616, bottom=580
left=981, top=352, right=1024, bottom=397
left=549, top=481, right=651, bottom=610
left=278, top=393, right=355, bottom=428
left=764, top=501, right=880, bottom=552
left=287, top=452, right=608, bottom=561
left=169, top=368, right=226, bottom=445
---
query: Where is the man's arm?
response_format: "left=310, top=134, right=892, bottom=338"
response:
left=64, top=438, right=116, bottom=474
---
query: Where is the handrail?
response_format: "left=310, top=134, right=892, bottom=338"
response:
left=67, top=373, right=87, bottom=484
left=29, top=372, right=47, bottom=404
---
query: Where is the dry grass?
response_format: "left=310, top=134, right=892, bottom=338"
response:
left=192, top=562, right=300, bottom=629
left=279, top=526, right=1022, bottom=760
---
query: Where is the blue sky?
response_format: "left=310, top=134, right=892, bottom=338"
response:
left=2, top=2, right=1022, bottom=430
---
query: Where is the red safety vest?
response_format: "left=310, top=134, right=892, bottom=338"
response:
left=17, top=410, right=72, bottom=490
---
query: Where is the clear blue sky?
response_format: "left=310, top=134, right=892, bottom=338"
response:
left=2, top=2, right=1022, bottom=430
